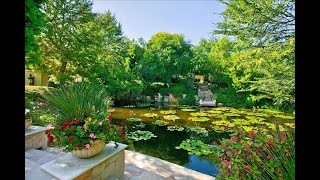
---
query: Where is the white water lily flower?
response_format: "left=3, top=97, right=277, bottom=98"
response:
left=25, top=109, right=30, bottom=115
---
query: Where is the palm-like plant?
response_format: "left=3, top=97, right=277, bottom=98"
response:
left=43, top=82, right=111, bottom=125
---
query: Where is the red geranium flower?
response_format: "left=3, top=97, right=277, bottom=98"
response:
left=266, top=155, right=271, bottom=159
left=244, top=145, right=249, bottom=150
left=234, top=150, right=239, bottom=156
left=275, top=167, right=280, bottom=173
left=225, top=160, right=230, bottom=167
left=267, top=139, right=274, bottom=146
left=246, top=165, right=251, bottom=169
left=45, top=130, right=51, bottom=135
left=48, top=135, right=54, bottom=143
left=76, top=144, right=82, bottom=149
left=280, top=133, right=287, bottom=141
left=121, top=133, right=125, bottom=140
left=222, top=145, right=226, bottom=150
left=60, top=125, right=68, bottom=131
left=68, top=136, right=75, bottom=142
left=120, top=121, right=124, bottom=125
left=71, top=128, right=76, bottom=133
left=212, top=141, right=217, bottom=146
left=106, top=126, right=111, bottom=129
left=74, top=119, right=80, bottom=125
left=108, top=115, right=112, bottom=122
left=250, top=129, right=255, bottom=137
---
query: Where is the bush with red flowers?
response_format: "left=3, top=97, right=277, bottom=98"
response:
left=212, top=124, right=295, bottom=180
left=46, top=115, right=127, bottom=152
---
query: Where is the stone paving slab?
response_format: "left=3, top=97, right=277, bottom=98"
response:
left=25, top=159, right=58, bottom=180
left=124, top=150, right=215, bottom=180
left=26, top=147, right=215, bottom=180
left=25, top=125, right=47, bottom=136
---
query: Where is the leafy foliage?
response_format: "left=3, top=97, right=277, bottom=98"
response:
left=175, top=139, right=213, bottom=156
left=152, top=120, right=169, bottom=126
left=167, top=126, right=185, bottom=132
left=127, top=130, right=157, bottom=141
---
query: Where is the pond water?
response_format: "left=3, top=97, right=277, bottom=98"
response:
left=110, top=105, right=295, bottom=177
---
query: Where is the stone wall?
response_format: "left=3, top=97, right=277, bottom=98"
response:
left=25, top=131, right=47, bottom=150
left=74, top=149, right=125, bottom=180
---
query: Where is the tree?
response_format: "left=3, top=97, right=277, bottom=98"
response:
left=215, top=0, right=295, bottom=46
left=25, top=0, right=47, bottom=68
left=38, top=0, right=95, bottom=84
left=139, top=32, right=193, bottom=85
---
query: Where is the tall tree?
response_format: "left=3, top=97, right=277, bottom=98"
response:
left=38, top=0, right=95, bottom=84
left=25, top=0, right=47, bottom=68
left=139, top=32, right=193, bottom=85
left=215, top=0, right=295, bottom=46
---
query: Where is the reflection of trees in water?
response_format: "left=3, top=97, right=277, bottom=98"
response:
left=130, top=123, right=190, bottom=165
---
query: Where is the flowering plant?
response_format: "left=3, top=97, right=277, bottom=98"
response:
left=212, top=124, right=295, bottom=180
left=43, top=82, right=127, bottom=152
left=46, top=115, right=127, bottom=152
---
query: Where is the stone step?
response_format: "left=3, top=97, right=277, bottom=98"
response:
left=25, top=158, right=58, bottom=180
left=25, top=148, right=66, bottom=165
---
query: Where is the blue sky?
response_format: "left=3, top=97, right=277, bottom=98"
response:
left=92, top=0, right=226, bottom=45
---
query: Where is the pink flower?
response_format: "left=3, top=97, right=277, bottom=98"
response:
left=286, top=152, right=291, bottom=157
left=234, top=151, right=239, bottom=156
left=246, top=165, right=251, bottom=169
left=89, top=133, right=95, bottom=139
left=231, top=137, right=237, bottom=143
left=99, top=121, right=103, bottom=126
left=83, top=124, right=87, bottom=130
left=266, top=155, right=271, bottom=159
left=85, top=144, right=90, bottom=150
left=244, top=145, right=249, bottom=150
left=225, top=160, right=230, bottom=168
left=280, top=133, right=287, bottom=141
left=275, top=167, right=280, bottom=173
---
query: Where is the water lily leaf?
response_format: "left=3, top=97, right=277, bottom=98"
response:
left=181, top=108, right=196, bottom=112
left=175, top=139, right=213, bottom=155
left=185, top=126, right=208, bottom=135
left=284, top=123, right=295, bottom=128
left=141, top=113, right=159, bottom=118
left=152, top=120, right=169, bottom=126
left=189, top=112, right=210, bottom=116
left=188, top=116, right=210, bottom=122
left=160, top=110, right=177, bottom=115
left=127, top=130, right=157, bottom=141
left=163, top=115, right=180, bottom=121
left=167, top=126, right=185, bottom=131
left=274, top=114, right=295, bottom=120
left=127, top=117, right=143, bottom=122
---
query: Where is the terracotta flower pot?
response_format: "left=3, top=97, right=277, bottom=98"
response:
left=71, top=140, right=106, bottom=158
left=25, top=119, right=32, bottom=130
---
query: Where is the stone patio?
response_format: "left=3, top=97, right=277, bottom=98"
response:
left=26, top=147, right=216, bottom=180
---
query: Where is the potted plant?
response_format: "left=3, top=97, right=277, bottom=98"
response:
left=44, top=82, right=127, bottom=158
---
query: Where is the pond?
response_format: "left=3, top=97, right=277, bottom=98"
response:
left=110, top=104, right=295, bottom=177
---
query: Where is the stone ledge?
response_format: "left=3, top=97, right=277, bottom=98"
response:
left=25, top=125, right=47, bottom=136
left=40, top=141, right=127, bottom=180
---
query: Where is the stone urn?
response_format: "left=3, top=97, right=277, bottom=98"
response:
left=25, top=119, right=32, bottom=130
left=71, top=140, right=106, bottom=158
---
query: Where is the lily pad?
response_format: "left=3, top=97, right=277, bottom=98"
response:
left=188, top=116, right=210, bottom=122
left=185, top=126, right=208, bottom=135
left=189, top=112, right=210, bottom=116
left=274, top=114, right=295, bottom=120
left=223, top=113, right=241, bottom=117
left=181, top=108, right=196, bottom=112
left=152, top=120, right=169, bottom=126
left=134, top=123, right=146, bottom=128
left=141, top=113, right=159, bottom=118
left=245, top=116, right=266, bottom=121
left=284, top=123, right=295, bottom=128
left=232, top=119, right=252, bottom=126
left=127, top=130, right=157, bottom=141
left=167, top=126, right=185, bottom=131
left=160, top=110, right=177, bottom=115
left=211, top=120, right=231, bottom=126
left=127, top=117, right=143, bottom=122
left=163, top=115, right=180, bottom=121
left=175, top=139, right=213, bottom=155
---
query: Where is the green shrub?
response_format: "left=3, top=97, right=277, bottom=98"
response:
left=43, top=82, right=112, bottom=125
left=170, top=82, right=187, bottom=96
